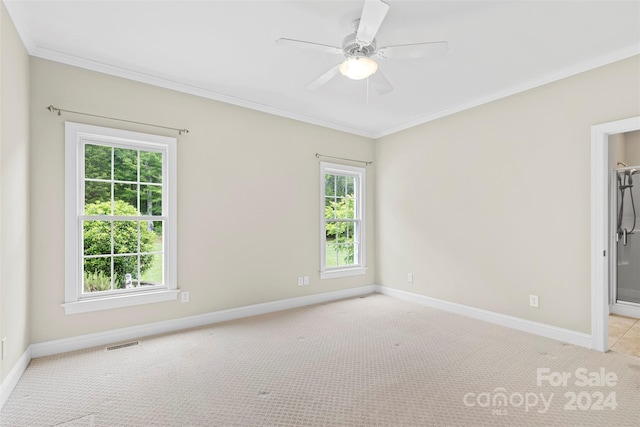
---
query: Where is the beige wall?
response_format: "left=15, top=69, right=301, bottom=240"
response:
left=0, top=3, right=30, bottom=382
left=609, top=130, right=640, bottom=168
left=624, top=130, right=640, bottom=166
left=4, top=7, right=639, bottom=352
left=29, top=58, right=376, bottom=343
left=608, top=133, right=626, bottom=170
left=375, top=56, right=640, bottom=334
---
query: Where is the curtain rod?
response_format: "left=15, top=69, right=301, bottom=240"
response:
left=315, top=153, right=373, bottom=166
left=46, top=105, right=189, bottom=135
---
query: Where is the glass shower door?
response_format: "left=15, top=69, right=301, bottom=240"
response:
left=613, top=167, right=640, bottom=309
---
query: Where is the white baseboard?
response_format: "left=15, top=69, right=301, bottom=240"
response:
left=4, top=286, right=374, bottom=410
left=30, top=285, right=377, bottom=359
left=0, top=346, right=31, bottom=410
left=3, top=283, right=594, bottom=411
left=610, top=302, right=640, bottom=319
left=374, top=286, right=593, bottom=349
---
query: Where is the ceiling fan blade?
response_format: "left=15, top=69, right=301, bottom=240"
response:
left=356, top=0, right=390, bottom=45
left=275, top=38, right=343, bottom=55
left=307, top=65, right=341, bottom=91
left=376, top=41, right=449, bottom=59
left=369, top=69, right=393, bottom=95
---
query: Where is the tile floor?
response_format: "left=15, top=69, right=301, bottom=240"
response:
left=609, top=314, right=640, bottom=357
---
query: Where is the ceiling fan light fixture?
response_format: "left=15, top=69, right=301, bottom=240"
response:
left=339, top=56, right=378, bottom=80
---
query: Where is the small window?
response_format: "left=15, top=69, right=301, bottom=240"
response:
left=64, top=122, right=178, bottom=314
left=320, top=162, right=366, bottom=279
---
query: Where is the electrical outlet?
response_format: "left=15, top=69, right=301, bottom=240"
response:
left=303, top=276, right=309, bottom=286
left=298, top=276, right=304, bottom=286
left=181, top=291, right=190, bottom=303
left=529, top=295, right=539, bottom=308
left=408, top=273, right=413, bottom=283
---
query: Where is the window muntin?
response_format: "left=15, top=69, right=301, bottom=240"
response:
left=64, top=122, right=177, bottom=313
left=320, top=162, right=366, bottom=278
left=81, top=143, right=165, bottom=295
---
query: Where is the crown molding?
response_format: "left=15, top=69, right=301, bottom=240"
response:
left=3, top=0, right=36, bottom=52
left=374, top=45, right=640, bottom=139
left=5, top=0, right=638, bottom=140
left=3, top=0, right=374, bottom=138
left=30, top=45, right=378, bottom=139
left=36, top=42, right=637, bottom=141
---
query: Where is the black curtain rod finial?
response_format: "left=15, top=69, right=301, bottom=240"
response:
left=47, top=105, right=61, bottom=116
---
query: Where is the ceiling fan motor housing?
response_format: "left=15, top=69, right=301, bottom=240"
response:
left=342, top=33, right=377, bottom=58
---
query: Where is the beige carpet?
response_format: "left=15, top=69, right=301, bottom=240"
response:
left=1, top=294, right=639, bottom=426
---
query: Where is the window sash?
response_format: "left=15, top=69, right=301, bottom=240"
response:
left=81, top=141, right=167, bottom=217
left=324, top=219, right=362, bottom=270
left=79, top=217, right=166, bottom=297
left=65, top=122, right=178, bottom=313
left=79, top=142, right=167, bottom=296
left=320, top=162, right=366, bottom=277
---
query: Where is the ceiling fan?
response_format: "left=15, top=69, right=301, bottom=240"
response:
left=276, top=0, right=448, bottom=95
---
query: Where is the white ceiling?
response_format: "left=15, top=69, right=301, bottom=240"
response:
left=5, top=1, right=640, bottom=138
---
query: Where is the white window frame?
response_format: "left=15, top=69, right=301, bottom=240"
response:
left=63, top=122, right=178, bottom=314
left=320, top=162, right=367, bottom=279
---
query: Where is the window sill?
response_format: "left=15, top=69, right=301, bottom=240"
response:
left=62, top=289, right=179, bottom=315
left=320, top=267, right=367, bottom=280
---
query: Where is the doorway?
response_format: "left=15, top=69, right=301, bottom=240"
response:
left=591, top=116, right=640, bottom=352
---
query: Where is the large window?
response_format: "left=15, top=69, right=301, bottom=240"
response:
left=64, top=122, right=178, bottom=314
left=320, top=162, right=366, bottom=279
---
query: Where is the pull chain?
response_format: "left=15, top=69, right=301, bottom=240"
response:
left=366, top=76, right=370, bottom=108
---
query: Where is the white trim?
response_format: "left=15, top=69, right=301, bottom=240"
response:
left=320, top=267, right=367, bottom=280
left=3, top=284, right=601, bottom=410
left=5, top=287, right=368, bottom=407
left=33, top=45, right=640, bottom=140
left=375, top=286, right=593, bottom=349
left=62, top=289, right=179, bottom=315
left=375, top=45, right=640, bottom=138
left=320, top=162, right=366, bottom=279
left=5, top=2, right=636, bottom=139
left=15, top=30, right=640, bottom=139
left=591, top=116, right=640, bottom=352
left=33, top=286, right=377, bottom=358
left=30, top=47, right=377, bottom=139
left=610, top=302, right=640, bottom=319
left=0, top=347, right=31, bottom=410
left=64, top=122, right=178, bottom=314
left=1, top=0, right=37, bottom=53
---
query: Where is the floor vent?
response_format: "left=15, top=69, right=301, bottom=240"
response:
left=106, top=341, right=139, bottom=351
